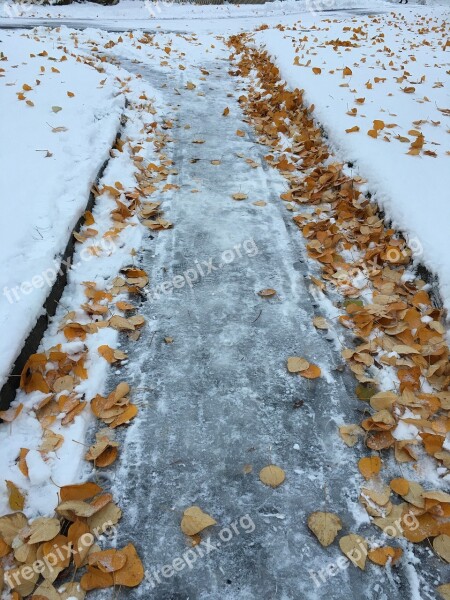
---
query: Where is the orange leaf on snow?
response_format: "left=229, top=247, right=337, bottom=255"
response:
left=63, top=323, right=87, bottom=341
left=0, top=404, right=23, bottom=423
left=84, top=211, right=95, bottom=226
left=6, top=480, right=25, bottom=511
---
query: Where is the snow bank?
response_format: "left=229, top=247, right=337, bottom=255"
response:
left=0, top=29, right=123, bottom=388
left=0, top=0, right=396, bottom=31
left=255, top=6, right=450, bottom=311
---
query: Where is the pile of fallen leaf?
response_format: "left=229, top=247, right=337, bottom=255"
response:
left=228, top=34, right=450, bottom=594
left=0, top=482, right=143, bottom=598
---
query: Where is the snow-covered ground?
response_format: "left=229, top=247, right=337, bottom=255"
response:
left=0, top=29, right=123, bottom=388
left=253, top=5, right=450, bottom=311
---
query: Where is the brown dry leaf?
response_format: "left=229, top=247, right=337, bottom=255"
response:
left=87, top=502, right=122, bottom=532
left=300, top=364, right=322, bottom=379
left=253, top=201, right=267, bottom=206
left=403, top=512, right=439, bottom=542
left=57, top=500, right=98, bottom=520
left=27, top=517, right=60, bottom=545
left=33, top=580, right=61, bottom=599
left=339, top=424, right=364, bottom=447
left=60, top=482, right=103, bottom=502
left=358, top=456, right=381, bottom=479
left=18, top=448, right=29, bottom=477
left=6, top=481, right=25, bottom=511
left=80, top=565, right=114, bottom=591
left=223, top=107, right=230, bottom=116
left=339, top=534, right=368, bottom=569
left=313, top=316, right=329, bottom=330
left=259, top=465, right=285, bottom=488
left=373, top=120, right=385, bottom=131
left=85, top=431, right=119, bottom=468
left=89, top=549, right=127, bottom=573
left=211, top=160, right=221, bottom=165
left=116, top=300, right=135, bottom=311
left=7, top=565, right=39, bottom=596
left=368, top=546, right=403, bottom=566
left=109, top=404, right=138, bottom=428
left=437, top=584, right=450, bottom=600
left=68, top=520, right=92, bottom=568
left=390, top=478, right=409, bottom=496
left=113, top=544, right=145, bottom=587
left=181, top=506, right=217, bottom=536
left=84, top=210, right=95, bottom=226
left=63, top=323, right=87, bottom=341
left=0, top=537, right=10, bottom=558
left=94, top=446, right=119, bottom=468
left=287, top=357, right=309, bottom=373
left=236, top=129, right=246, bottom=137
left=433, top=534, right=450, bottom=563
left=232, top=193, right=248, bottom=201
left=258, top=288, right=277, bottom=297
left=370, top=391, right=397, bottom=411
left=307, top=511, right=342, bottom=547
left=40, top=430, right=64, bottom=453
left=98, top=345, right=127, bottom=363
left=109, top=315, right=135, bottom=331
left=0, top=512, right=28, bottom=544
left=53, top=375, right=74, bottom=393
left=0, top=403, right=24, bottom=423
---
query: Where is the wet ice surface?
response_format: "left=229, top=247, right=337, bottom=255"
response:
left=89, top=46, right=443, bottom=600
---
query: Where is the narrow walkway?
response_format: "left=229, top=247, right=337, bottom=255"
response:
left=96, top=45, right=435, bottom=600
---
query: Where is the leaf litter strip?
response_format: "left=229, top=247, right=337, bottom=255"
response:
left=227, top=33, right=450, bottom=593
